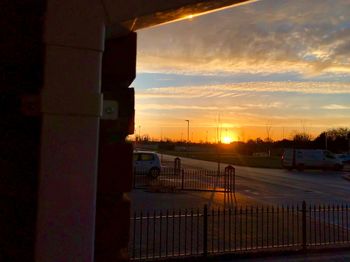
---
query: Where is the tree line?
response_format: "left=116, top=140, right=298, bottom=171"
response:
left=136, top=128, right=350, bottom=155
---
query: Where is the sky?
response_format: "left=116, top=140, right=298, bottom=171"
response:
left=132, top=0, right=350, bottom=143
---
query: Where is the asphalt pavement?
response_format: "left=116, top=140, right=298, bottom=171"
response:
left=129, top=155, right=350, bottom=261
left=160, top=154, right=350, bottom=206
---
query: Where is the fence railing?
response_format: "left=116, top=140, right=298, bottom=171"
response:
left=129, top=202, right=350, bottom=260
left=133, top=167, right=235, bottom=193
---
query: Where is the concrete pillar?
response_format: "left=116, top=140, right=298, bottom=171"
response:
left=35, top=1, right=106, bottom=261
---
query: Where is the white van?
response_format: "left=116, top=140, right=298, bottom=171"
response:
left=282, top=149, right=343, bottom=171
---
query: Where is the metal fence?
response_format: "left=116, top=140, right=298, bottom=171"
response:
left=130, top=201, right=350, bottom=260
left=133, top=167, right=235, bottom=193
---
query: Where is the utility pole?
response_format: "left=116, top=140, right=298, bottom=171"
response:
left=185, top=120, right=190, bottom=156
left=138, top=125, right=141, bottom=140
left=185, top=120, right=190, bottom=142
left=325, top=132, right=328, bottom=150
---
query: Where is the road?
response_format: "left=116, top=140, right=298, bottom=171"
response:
left=161, top=154, right=350, bottom=206
left=130, top=154, right=350, bottom=261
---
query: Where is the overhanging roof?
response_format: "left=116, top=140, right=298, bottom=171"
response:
left=104, top=0, right=256, bottom=37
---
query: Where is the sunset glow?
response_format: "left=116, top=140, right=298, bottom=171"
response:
left=222, top=136, right=233, bottom=144
left=134, top=0, right=350, bottom=142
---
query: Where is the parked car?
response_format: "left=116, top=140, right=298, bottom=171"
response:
left=133, top=151, right=161, bottom=178
left=336, top=153, right=350, bottom=164
left=282, top=148, right=343, bottom=171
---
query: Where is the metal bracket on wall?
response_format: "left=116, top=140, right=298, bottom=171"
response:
left=101, top=100, right=119, bottom=120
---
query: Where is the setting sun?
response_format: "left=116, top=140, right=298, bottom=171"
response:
left=222, top=136, right=233, bottom=144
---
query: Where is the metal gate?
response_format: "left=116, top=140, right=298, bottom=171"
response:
left=133, top=165, right=235, bottom=193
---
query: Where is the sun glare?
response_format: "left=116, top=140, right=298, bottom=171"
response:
left=222, top=136, right=232, bottom=144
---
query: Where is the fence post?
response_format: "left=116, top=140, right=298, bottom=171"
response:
left=181, top=169, right=185, bottom=190
left=174, top=157, right=181, bottom=175
left=302, top=200, right=307, bottom=250
left=203, top=204, right=208, bottom=257
left=224, top=165, right=235, bottom=193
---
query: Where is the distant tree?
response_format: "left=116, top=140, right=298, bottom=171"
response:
left=246, top=139, right=256, bottom=145
left=314, top=128, right=350, bottom=152
left=292, top=132, right=312, bottom=143
left=289, top=131, right=313, bottom=148
left=274, top=138, right=294, bottom=149
left=325, top=128, right=350, bottom=141
left=264, top=137, right=274, bottom=143
left=256, top=138, right=264, bottom=144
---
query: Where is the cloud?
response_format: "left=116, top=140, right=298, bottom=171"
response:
left=322, top=104, right=350, bottom=110
left=136, top=103, right=281, bottom=111
left=136, top=104, right=222, bottom=111
left=134, top=80, right=350, bottom=135
left=136, top=85, right=246, bottom=99
left=137, top=82, right=350, bottom=99
left=137, top=0, right=350, bottom=76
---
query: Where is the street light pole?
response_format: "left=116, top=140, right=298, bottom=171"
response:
left=185, top=120, right=190, bottom=142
